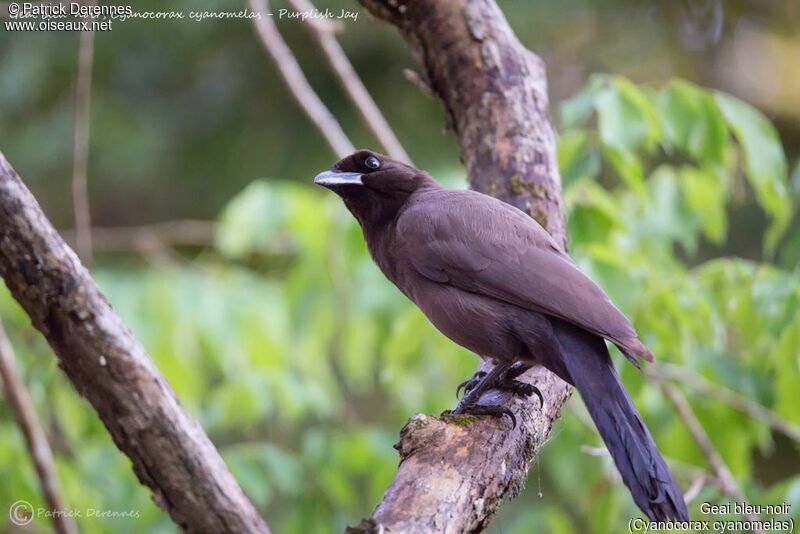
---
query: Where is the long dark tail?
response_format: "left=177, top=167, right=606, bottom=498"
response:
left=551, top=319, right=689, bottom=521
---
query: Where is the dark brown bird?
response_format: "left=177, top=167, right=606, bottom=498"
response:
left=315, top=150, right=688, bottom=521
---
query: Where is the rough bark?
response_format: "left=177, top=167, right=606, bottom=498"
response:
left=350, top=1, right=573, bottom=532
left=0, top=152, right=270, bottom=533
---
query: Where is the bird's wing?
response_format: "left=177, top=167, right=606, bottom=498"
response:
left=396, top=190, right=653, bottom=363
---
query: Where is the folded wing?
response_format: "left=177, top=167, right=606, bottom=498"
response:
left=397, top=190, right=653, bottom=363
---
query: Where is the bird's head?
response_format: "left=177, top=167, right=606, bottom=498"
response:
left=314, top=150, right=437, bottom=226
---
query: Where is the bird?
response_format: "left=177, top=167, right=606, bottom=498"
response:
left=314, top=149, right=689, bottom=522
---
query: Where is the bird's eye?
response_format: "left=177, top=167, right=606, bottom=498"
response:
left=364, top=156, right=381, bottom=170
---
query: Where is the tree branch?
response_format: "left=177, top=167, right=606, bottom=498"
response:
left=71, top=8, right=95, bottom=266
left=656, top=379, right=762, bottom=531
left=653, top=362, right=800, bottom=443
left=0, top=317, right=78, bottom=534
left=249, top=0, right=354, bottom=158
left=349, top=1, right=571, bottom=531
left=287, top=0, right=412, bottom=164
left=61, top=220, right=217, bottom=252
left=0, top=152, right=270, bottom=533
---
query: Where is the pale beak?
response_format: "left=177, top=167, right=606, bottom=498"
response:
left=313, top=170, right=363, bottom=187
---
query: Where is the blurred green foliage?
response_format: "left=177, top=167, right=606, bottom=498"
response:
left=0, top=72, right=798, bottom=533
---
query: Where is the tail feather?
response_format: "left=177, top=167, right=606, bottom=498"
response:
left=551, top=319, right=688, bottom=521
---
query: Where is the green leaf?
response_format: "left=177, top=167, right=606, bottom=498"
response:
left=215, top=180, right=284, bottom=259
left=565, top=178, right=624, bottom=225
left=714, top=92, right=791, bottom=252
left=558, top=129, right=588, bottom=175
left=594, top=86, right=645, bottom=151
left=694, top=93, right=729, bottom=165
left=595, top=77, right=660, bottom=152
left=791, top=158, right=800, bottom=195
left=658, top=82, right=695, bottom=152
left=658, top=80, right=726, bottom=164
left=679, top=166, right=728, bottom=244
left=774, top=311, right=800, bottom=424
left=779, top=227, right=800, bottom=270
left=560, top=74, right=607, bottom=128
left=565, top=177, right=625, bottom=244
left=558, top=129, right=602, bottom=188
left=216, top=180, right=324, bottom=260
left=642, top=165, right=701, bottom=254
left=603, top=145, right=645, bottom=195
left=613, top=78, right=661, bottom=150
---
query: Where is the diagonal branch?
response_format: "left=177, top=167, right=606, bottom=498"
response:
left=287, top=0, right=412, bottom=164
left=655, top=378, right=762, bottom=532
left=249, top=0, right=354, bottom=158
left=349, top=1, right=571, bottom=531
left=0, top=317, right=78, bottom=534
left=0, top=152, right=270, bottom=534
left=653, top=362, right=800, bottom=443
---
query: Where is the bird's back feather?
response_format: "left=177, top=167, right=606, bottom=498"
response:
left=396, top=189, right=653, bottom=363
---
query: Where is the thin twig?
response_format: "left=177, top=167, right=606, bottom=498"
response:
left=683, top=473, right=707, bottom=505
left=61, top=220, right=217, bottom=252
left=657, top=379, right=763, bottom=531
left=0, top=318, right=78, bottom=534
left=71, top=19, right=95, bottom=266
left=581, top=443, right=715, bottom=504
left=249, top=0, right=354, bottom=158
left=654, top=362, right=800, bottom=443
left=402, top=68, right=434, bottom=98
left=287, top=0, right=411, bottom=163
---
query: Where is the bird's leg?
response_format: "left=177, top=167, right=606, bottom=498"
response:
left=504, top=361, right=530, bottom=379
left=498, top=363, right=544, bottom=408
left=448, top=362, right=518, bottom=427
left=456, top=362, right=511, bottom=406
left=457, top=362, right=543, bottom=408
left=455, top=371, right=487, bottom=398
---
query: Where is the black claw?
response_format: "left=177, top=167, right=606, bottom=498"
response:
left=459, top=404, right=517, bottom=429
left=455, top=371, right=486, bottom=398
left=500, top=381, right=543, bottom=408
left=531, top=386, right=544, bottom=408
left=505, top=381, right=536, bottom=397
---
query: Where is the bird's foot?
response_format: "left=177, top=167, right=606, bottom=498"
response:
left=501, top=380, right=543, bottom=406
left=444, top=402, right=517, bottom=429
left=447, top=362, right=544, bottom=430
left=455, top=371, right=486, bottom=398
left=456, top=363, right=543, bottom=408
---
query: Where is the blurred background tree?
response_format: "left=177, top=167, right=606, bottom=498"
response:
left=0, top=0, right=798, bottom=532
